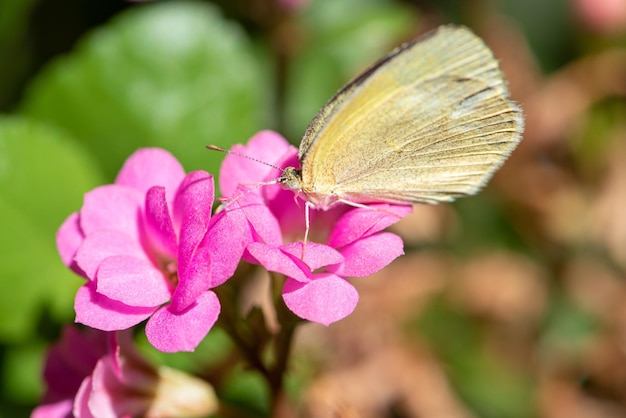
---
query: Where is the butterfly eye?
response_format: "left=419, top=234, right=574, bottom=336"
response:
left=278, top=167, right=302, bottom=191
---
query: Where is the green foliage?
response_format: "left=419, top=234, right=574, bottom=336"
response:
left=417, top=298, right=535, bottom=418
left=21, top=1, right=270, bottom=180
left=0, top=115, right=102, bottom=407
left=0, top=0, right=38, bottom=109
left=220, top=367, right=271, bottom=416
left=284, top=0, right=416, bottom=139
left=3, top=342, right=46, bottom=403
left=138, top=327, right=234, bottom=374
left=0, top=116, right=102, bottom=341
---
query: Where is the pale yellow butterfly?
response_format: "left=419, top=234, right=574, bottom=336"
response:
left=278, top=25, right=523, bottom=212
left=210, top=25, right=523, bottom=244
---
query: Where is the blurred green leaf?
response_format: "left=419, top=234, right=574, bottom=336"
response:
left=0, top=115, right=103, bottom=341
left=541, top=294, right=599, bottom=357
left=220, top=367, right=270, bottom=416
left=500, top=0, right=575, bottom=73
left=0, top=0, right=37, bottom=42
left=573, top=98, right=626, bottom=179
left=452, top=194, right=528, bottom=255
left=416, top=298, right=534, bottom=418
left=284, top=348, right=319, bottom=403
left=415, top=297, right=482, bottom=360
left=284, top=0, right=417, bottom=139
left=0, top=0, right=37, bottom=109
left=21, top=1, right=270, bottom=181
left=2, top=342, right=46, bottom=403
left=138, top=327, right=234, bottom=374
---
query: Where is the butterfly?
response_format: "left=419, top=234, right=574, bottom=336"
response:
left=278, top=25, right=522, bottom=211
left=211, top=25, right=523, bottom=244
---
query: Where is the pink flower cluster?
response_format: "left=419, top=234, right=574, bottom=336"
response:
left=32, top=328, right=216, bottom=418
left=218, top=131, right=411, bottom=325
left=56, top=131, right=410, bottom=353
left=57, top=149, right=247, bottom=352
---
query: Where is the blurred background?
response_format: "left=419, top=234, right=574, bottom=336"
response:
left=2, top=0, right=626, bottom=416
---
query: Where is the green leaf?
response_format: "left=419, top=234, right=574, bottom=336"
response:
left=220, top=367, right=270, bottom=416
left=541, top=293, right=599, bottom=357
left=284, top=0, right=417, bottom=139
left=137, top=327, right=234, bottom=373
left=2, top=342, right=46, bottom=403
left=0, top=0, right=36, bottom=42
left=0, top=115, right=103, bottom=341
left=21, top=1, right=270, bottom=181
left=0, top=0, right=38, bottom=109
left=416, top=298, right=534, bottom=418
left=500, top=0, right=575, bottom=72
left=452, top=194, right=528, bottom=255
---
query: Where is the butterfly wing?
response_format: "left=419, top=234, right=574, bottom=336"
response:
left=298, top=25, right=523, bottom=205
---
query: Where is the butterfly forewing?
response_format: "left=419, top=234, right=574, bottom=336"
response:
left=298, top=25, right=523, bottom=205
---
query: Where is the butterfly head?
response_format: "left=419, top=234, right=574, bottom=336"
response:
left=278, top=167, right=303, bottom=192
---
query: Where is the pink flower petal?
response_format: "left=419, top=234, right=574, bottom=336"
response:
left=219, top=131, right=294, bottom=197
left=144, top=186, right=177, bottom=259
left=75, top=284, right=156, bottom=331
left=282, top=274, right=358, bottom=326
left=114, top=148, right=186, bottom=201
left=111, top=331, right=155, bottom=382
left=84, top=361, right=119, bottom=418
left=280, top=242, right=343, bottom=271
left=96, top=255, right=171, bottom=307
left=73, top=376, right=95, bottom=418
left=42, top=327, right=109, bottom=401
left=171, top=246, right=211, bottom=312
left=56, top=212, right=83, bottom=270
left=32, top=400, right=74, bottom=418
left=328, top=204, right=412, bottom=248
left=74, top=230, right=147, bottom=280
left=145, top=291, right=220, bottom=352
left=80, top=185, right=143, bottom=241
left=174, top=171, right=214, bottom=273
left=264, top=186, right=307, bottom=239
left=35, top=327, right=112, bottom=418
left=233, top=193, right=284, bottom=246
left=329, top=232, right=404, bottom=277
left=200, top=209, right=248, bottom=287
left=247, top=242, right=310, bottom=282
left=88, top=356, right=145, bottom=418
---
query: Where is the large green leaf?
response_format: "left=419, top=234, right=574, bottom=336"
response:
left=21, top=1, right=270, bottom=180
left=0, top=116, right=103, bottom=341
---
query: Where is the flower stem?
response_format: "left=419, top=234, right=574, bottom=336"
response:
left=215, top=269, right=302, bottom=414
left=267, top=272, right=302, bottom=412
left=214, top=277, right=273, bottom=381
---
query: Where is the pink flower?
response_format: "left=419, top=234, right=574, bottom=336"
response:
left=32, top=327, right=109, bottom=418
left=219, top=131, right=411, bottom=325
left=32, top=327, right=217, bottom=418
left=57, top=148, right=247, bottom=352
left=574, top=0, right=626, bottom=34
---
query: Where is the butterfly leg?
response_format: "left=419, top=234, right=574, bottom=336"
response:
left=300, top=201, right=315, bottom=259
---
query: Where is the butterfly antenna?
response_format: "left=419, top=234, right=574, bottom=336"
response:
left=206, top=145, right=285, bottom=211
left=206, top=145, right=286, bottom=173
